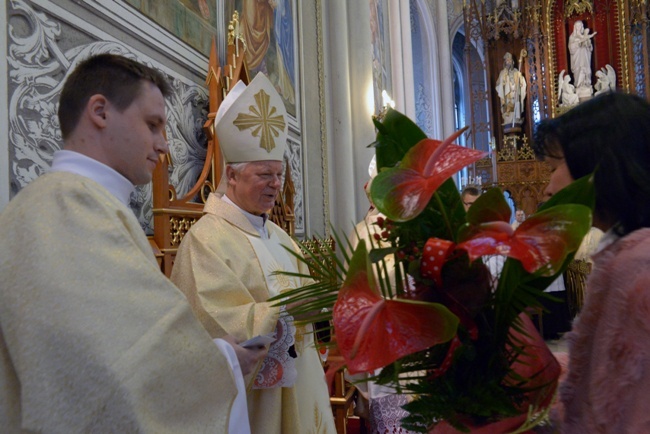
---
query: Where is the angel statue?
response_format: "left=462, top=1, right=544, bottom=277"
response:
left=558, top=70, right=580, bottom=107
left=594, top=64, right=616, bottom=96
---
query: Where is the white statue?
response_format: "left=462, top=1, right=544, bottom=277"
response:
left=495, top=51, right=527, bottom=130
left=558, top=70, right=580, bottom=107
left=594, top=64, right=616, bottom=96
left=568, top=20, right=596, bottom=97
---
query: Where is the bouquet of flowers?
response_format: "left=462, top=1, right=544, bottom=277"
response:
left=276, top=108, right=594, bottom=433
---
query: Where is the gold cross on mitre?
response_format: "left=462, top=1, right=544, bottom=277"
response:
left=233, top=89, right=286, bottom=152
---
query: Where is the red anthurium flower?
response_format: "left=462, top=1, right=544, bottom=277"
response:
left=456, top=205, right=591, bottom=276
left=333, top=241, right=459, bottom=374
left=370, top=127, right=487, bottom=222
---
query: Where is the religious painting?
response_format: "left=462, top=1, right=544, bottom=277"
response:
left=188, top=0, right=215, bottom=22
left=122, top=0, right=217, bottom=55
left=220, top=0, right=300, bottom=125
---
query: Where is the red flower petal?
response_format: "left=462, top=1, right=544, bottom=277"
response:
left=333, top=242, right=459, bottom=374
left=456, top=221, right=513, bottom=262
left=371, top=128, right=487, bottom=222
left=457, top=205, right=590, bottom=276
left=369, top=168, right=431, bottom=222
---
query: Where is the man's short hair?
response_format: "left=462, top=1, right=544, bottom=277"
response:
left=58, top=53, right=171, bottom=139
left=461, top=186, right=481, bottom=198
left=227, top=162, right=249, bottom=174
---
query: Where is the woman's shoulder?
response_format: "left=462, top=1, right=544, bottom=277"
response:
left=596, top=228, right=650, bottom=263
left=599, top=230, right=650, bottom=314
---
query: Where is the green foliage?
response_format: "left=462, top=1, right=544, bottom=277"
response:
left=372, top=107, right=427, bottom=170
left=465, top=187, right=512, bottom=226
left=275, top=109, right=596, bottom=432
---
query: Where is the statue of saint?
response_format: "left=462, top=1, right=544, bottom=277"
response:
left=495, top=52, right=527, bottom=132
left=568, top=20, right=596, bottom=98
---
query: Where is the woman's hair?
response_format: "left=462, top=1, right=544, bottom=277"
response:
left=533, top=92, right=650, bottom=235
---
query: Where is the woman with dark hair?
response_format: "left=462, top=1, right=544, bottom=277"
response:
left=533, top=91, right=650, bottom=432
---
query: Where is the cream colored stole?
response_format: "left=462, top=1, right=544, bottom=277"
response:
left=247, top=230, right=337, bottom=433
left=248, top=231, right=298, bottom=389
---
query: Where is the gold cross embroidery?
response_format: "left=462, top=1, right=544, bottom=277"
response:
left=233, top=89, right=286, bottom=152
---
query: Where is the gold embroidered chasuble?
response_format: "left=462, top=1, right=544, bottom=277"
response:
left=171, top=193, right=336, bottom=434
left=0, top=172, right=238, bottom=433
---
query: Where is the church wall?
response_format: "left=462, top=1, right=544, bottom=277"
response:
left=0, top=0, right=332, bottom=239
left=0, top=0, right=463, bottom=239
left=297, top=0, right=329, bottom=237
left=119, top=0, right=217, bottom=57
left=320, top=0, right=376, bottom=235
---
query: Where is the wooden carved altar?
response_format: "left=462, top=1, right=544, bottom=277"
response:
left=494, top=135, right=551, bottom=216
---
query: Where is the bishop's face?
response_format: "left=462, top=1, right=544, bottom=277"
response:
left=227, top=160, right=284, bottom=216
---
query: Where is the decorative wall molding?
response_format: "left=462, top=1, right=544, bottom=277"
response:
left=286, top=136, right=304, bottom=232
left=7, top=0, right=207, bottom=234
left=0, top=2, right=9, bottom=210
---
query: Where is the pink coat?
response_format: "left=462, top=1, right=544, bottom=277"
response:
left=560, top=228, right=650, bottom=433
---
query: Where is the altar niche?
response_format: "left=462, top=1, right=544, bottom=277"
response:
left=548, top=0, right=627, bottom=115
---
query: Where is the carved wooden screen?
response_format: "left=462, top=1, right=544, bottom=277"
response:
left=495, top=135, right=550, bottom=216
left=150, top=13, right=295, bottom=276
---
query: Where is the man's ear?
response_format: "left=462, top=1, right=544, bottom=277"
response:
left=87, top=94, right=109, bottom=128
left=225, top=165, right=237, bottom=183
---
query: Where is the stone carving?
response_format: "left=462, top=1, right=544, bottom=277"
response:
left=495, top=51, right=527, bottom=132
left=594, top=64, right=616, bottom=96
left=558, top=70, right=580, bottom=107
left=568, top=20, right=596, bottom=99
